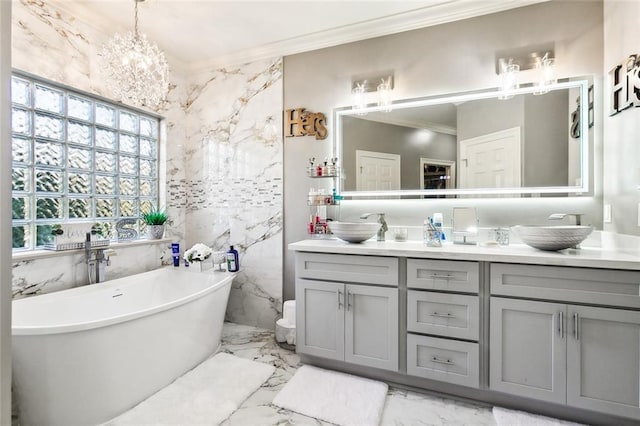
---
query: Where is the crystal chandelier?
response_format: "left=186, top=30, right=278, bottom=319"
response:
left=101, top=0, right=169, bottom=108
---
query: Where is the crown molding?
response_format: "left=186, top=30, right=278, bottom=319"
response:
left=355, top=115, right=457, bottom=136
left=185, top=0, right=548, bottom=71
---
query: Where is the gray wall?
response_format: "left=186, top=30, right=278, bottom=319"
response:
left=283, top=0, right=604, bottom=302
left=524, top=90, right=569, bottom=187
left=342, top=117, right=456, bottom=191
left=603, top=1, right=640, bottom=235
left=457, top=96, right=524, bottom=142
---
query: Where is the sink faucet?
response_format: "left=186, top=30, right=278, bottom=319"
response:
left=548, top=213, right=584, bottom=226
left=360, top=213, right=388, bottom=241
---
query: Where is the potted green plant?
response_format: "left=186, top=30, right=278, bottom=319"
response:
left=142, top=208, right=168, bottom=240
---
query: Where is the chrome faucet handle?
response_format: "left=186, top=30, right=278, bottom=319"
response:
left=548, top=213, right=584, bottom=226
left=377, top=213, right=388, bottom=233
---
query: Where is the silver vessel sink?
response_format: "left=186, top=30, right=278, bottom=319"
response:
left=512, top=225, right=593, bottom=251
left=328, top=221, right=381, bottom=243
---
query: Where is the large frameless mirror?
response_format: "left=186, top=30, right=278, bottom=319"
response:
left=334, top=77, right=591, bottom=198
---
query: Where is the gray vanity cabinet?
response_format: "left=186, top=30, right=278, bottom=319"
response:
left=490, top=263, right=640, bottom=419
left=290, top=242, right=640, bottom=423
left=295, top=252, right=399, bottom=372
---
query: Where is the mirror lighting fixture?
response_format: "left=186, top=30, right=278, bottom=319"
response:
left=351, top=75, right=394, bottom=114
left=101, top=0, right=170, bottom=108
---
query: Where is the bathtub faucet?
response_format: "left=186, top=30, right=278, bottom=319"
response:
left=85, top=232, right=115, bottom=284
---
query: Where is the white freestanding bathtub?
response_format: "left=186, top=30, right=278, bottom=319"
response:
left=12, top=267, right=234, bottom=426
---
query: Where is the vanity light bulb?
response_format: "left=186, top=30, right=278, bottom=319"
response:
left=377, top=80, right=392, bottom=112
left=534, top=57, right=556, bottom=95
left=352, top=83, right=367, bottom=115
left=498, top=63, right=519, bottom=100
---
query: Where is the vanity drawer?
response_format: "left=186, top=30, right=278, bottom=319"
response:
left=407, top=291, right=479, bottom=340
left=491, top=263, right=640, bottom=308
left=296, top=252, right=398, bottom=286
left=407, top=334, right=479, bottom=388
left=407, top=259, right=479, bottom=293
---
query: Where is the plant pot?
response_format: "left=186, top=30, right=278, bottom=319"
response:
left=147, top=224, right=165, bottom=239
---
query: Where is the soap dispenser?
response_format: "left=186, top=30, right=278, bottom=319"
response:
left=226, top=245, right=239, bottom=272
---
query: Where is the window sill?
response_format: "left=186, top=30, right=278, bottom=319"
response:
left=12, top=238, right=172, bottom=262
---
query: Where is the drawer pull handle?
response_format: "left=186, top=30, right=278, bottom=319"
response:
left=347, top=291, right=353, bottom=311
left=431, top=274, right=452, bottom=280
left=430, top=312, right=455, bottom=319
left=573, top=312, right=580, bottom=340
left=431, top=356, right=455, bottom=366
left=337, top=290, right=343, bottom=310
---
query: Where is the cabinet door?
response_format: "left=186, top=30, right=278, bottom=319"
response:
left=567, top=305, right=640, bottom=419
left=490, top=297, right=566, bottom=404
left=344, top=285, right=398, bottom=371
left=296, top=279, right=344, bottom=360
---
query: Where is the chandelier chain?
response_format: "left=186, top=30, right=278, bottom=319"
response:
left=134, top=0, right=139, bottom=38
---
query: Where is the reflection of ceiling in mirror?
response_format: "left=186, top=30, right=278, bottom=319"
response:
left=352, top=104, right=457, bottom=135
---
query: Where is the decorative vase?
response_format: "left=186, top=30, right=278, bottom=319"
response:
left=147, top=224, right=165, bottom=239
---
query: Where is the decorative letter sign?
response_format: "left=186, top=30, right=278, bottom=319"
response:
left=284, top=108, right=328, bottom=140
left=609, top=54, right=640, bottom=116
left=570, top=85, right=594, bottom=139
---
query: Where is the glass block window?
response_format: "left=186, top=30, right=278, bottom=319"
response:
left=10, top=74, right=160, bottom=250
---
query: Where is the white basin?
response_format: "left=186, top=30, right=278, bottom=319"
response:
left=328, top=221, right=381, bottom=243
left=512, top=225, right=593, bottom=251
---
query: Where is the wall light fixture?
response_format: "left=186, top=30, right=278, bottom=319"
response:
left=495, top=45, right=555, bottom=100
left=351, top=75, right=394, bottom=114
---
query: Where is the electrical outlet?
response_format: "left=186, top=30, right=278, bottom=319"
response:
left=603, top=204, right=612, bottom=223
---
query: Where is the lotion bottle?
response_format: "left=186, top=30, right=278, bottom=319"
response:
left=227, top=245, right=239, bottom=272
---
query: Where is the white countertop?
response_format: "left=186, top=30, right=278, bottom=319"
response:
left=288, top=237, right=640, bottom=270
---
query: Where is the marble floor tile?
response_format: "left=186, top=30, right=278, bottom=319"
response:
left=381, top=388, right=495, bottom=426
left=219, top=322, right=496, bottom=426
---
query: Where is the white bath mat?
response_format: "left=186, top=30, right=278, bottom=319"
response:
left=107, top=352, right=275, bottom=425
left=272, top=364, right=388, bottom=426
left=493, top=406, right=586, bottom=426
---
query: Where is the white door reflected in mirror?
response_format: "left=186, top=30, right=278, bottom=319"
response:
left=355, top=150, right=400, bottom=191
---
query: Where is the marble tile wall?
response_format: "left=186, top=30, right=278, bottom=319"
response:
left=11, top=242, right=172, bottom=298
left=182, top=59, right=283, bottom=328
left=10, top=1, right=284, bottom=329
